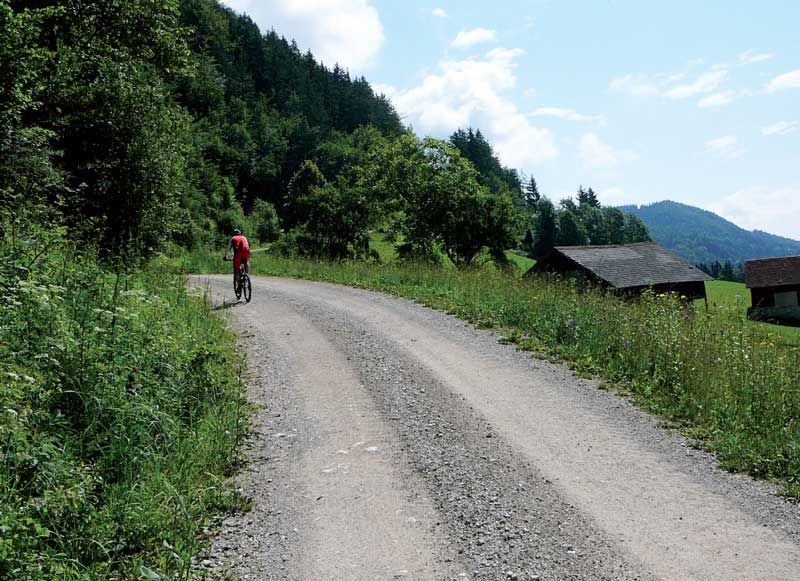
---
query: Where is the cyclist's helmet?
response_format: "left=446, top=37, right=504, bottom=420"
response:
left=233, top=228, right=241, bottom=235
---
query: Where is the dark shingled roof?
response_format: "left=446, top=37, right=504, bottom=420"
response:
left=745, top=256, right=800, bottom=289
left=549, top=242, right=712, bottom=289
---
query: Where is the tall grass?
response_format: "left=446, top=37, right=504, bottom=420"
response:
left=179, top=247, right=800, bottom=496
left=1, top=239, right=247, bottom=579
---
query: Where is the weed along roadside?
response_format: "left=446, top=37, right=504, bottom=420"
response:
left=0, top=243, right=249, bottom=579
left=174, top=248, right=800, bottom=498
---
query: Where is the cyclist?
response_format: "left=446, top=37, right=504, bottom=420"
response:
left=224, top=228, right=251, bottom=292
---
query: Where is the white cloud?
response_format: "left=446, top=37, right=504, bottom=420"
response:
left=530, top=107, right=606, bottom=125
left=523, top=88, right=538, bottom=98
left=611, top=63, right=738, bottom=104
left=766, top=70, right=800, bottom=93
left=762, top=121, right=799, bottom=136
left=597, top=187, right=645, bottom=206
left=219, top=0, right=384, bottom=71
left=451, top=28, right=497, bottom=49
left=697, top=90, right=737, bottom=108
left=609, top=74, right=661, bottom=96
left=739, top=50, right=774, bottom=65
left=387, top=48, right=558, bottom=168
left=704, top=135, right=745, bottom=159
left=663, top=69, right=729, bottom=99
left=221, top=0, right=253, bottom=10
left=432, top=7, right=447, bottom=18
left=579, top=133, right=638, bottom=169
left=371, top=83, right=396, bottom=97
left=707, top=187, right=800, bottom=239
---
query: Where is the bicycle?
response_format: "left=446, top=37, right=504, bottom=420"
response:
left=223, top=258, right=252, bottom=303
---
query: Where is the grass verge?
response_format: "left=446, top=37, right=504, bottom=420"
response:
left=1, top=239, right=248, bottom=579
left=177, top=247, right=800, bottom=498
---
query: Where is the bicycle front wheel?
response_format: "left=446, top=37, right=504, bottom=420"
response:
left=242, top=274, right=252, bottom=303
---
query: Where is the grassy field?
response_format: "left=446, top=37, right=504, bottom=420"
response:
left=703, top=280, right=800, bottom=345
left=175, top=247, right=800, bottom=498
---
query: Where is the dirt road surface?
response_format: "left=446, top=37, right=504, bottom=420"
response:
left=194, top=275, right=800, bottom=581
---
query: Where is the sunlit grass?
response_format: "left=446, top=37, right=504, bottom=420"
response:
left=700, top=280, right=800, bottom=346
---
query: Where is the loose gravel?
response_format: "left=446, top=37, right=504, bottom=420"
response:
left=194, top=276, right=800, bottom=581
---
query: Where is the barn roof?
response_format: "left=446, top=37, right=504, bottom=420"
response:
left=745, top=256, right=800, bottom=289
left=546, top=242, right=712, bottom=289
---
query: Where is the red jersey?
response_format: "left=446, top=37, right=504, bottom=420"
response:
left=231, top=235, right=251, bottom=268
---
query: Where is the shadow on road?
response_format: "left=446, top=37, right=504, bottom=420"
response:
left=211, top=299, right=247, bottom=311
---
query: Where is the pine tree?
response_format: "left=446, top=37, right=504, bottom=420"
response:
left=577, top=186, right=600, bottom=209
left=521, top=227, right=535, bottom=256
left=532, top=198, right=557, bottom=258
left=524, top=176, right=541, bottom=210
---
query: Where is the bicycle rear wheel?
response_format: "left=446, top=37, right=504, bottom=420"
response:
left=242, top=273, right=252, bottom=303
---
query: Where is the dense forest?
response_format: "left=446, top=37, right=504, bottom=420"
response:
left=621, top=201, right=800, bottom=266
left=3, top=0, right=649, bottom=270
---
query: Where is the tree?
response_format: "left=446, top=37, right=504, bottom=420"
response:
left=583, top=207, right=609, bottom=245
left=720, top=260, right=735, bottom=281
left=603, top=207, right=627, bottom=245
left=285, top=159, right=326, bottom=228
left=290, top=180, right=374, bottom=260
left=577, top=186, right=600, bottom=209
left=521, top=228, right=535, bottom=256
left=438, top=188, right=518, bottom=269
left=366, top=135, right=518, bottom=267
left=560, top=197, right=578, bottom=213
left=523, top=176, right=541, bottom=211
left=531, top=198, right=557, bottom=259
left=557, top=210, right=587, bottom=246
left=623, top=213, right=651, bottom=243
left=449, top=127, right=524, bottom=208
left=252, top=199, right=281, bottom=243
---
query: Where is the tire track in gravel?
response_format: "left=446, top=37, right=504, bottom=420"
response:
left=196, top=276, right=800, bottom=581
left=196, top=281, right=466, bottom=580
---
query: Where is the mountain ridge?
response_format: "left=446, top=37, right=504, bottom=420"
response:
left=618, top=200, right=800, bottom=265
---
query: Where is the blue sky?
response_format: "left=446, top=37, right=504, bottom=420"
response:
left=221, top=0, right=800, bottom=239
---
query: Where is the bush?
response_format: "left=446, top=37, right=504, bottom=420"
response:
left=251, top=199, right=281, bottom=244
left=0, top=226, right=247, bottom=578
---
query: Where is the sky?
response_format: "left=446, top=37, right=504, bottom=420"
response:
left=220, top=0, right=800, bottom=240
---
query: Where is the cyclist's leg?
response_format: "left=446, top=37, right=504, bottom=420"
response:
left=233, top=255, right=242, bottom=291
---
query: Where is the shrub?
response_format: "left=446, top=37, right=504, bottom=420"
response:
left=0, top=226, right=247, bottom=578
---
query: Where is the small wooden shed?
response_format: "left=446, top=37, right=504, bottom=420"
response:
left=528, top=242, right=712, bottom=300
left=745, top=255, right=800, bottom=325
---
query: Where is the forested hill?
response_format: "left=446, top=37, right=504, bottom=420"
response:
left=176, top=0, right=404, bottom=210
left=3, top=0, right=403, bottom=255
left=619, top=201, right=800, bottom=264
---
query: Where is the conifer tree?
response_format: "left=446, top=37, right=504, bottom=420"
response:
left=524, top=176, right=541, bottom=210
left=532, top=198, right=557, bottom=258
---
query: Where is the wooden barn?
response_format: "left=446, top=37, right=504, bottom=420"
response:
left=528, top=242, right=712, bottom=300
left=745, top=256, right=800, bottom=325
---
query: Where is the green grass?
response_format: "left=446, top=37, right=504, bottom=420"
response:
left=702, top=280, right=800, bottom=346
left=1, top=238, right=247, bottom=579
left=175, top=247, right=800, bottom=498
left=504, top=250, right=535, bottom=272
left=368, top=232, right=398, bottom=263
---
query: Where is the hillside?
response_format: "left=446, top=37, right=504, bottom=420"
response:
left=619, top=201, right=800, bottom=264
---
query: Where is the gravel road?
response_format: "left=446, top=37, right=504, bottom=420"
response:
left=193, top=275, right=800, bottom=581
